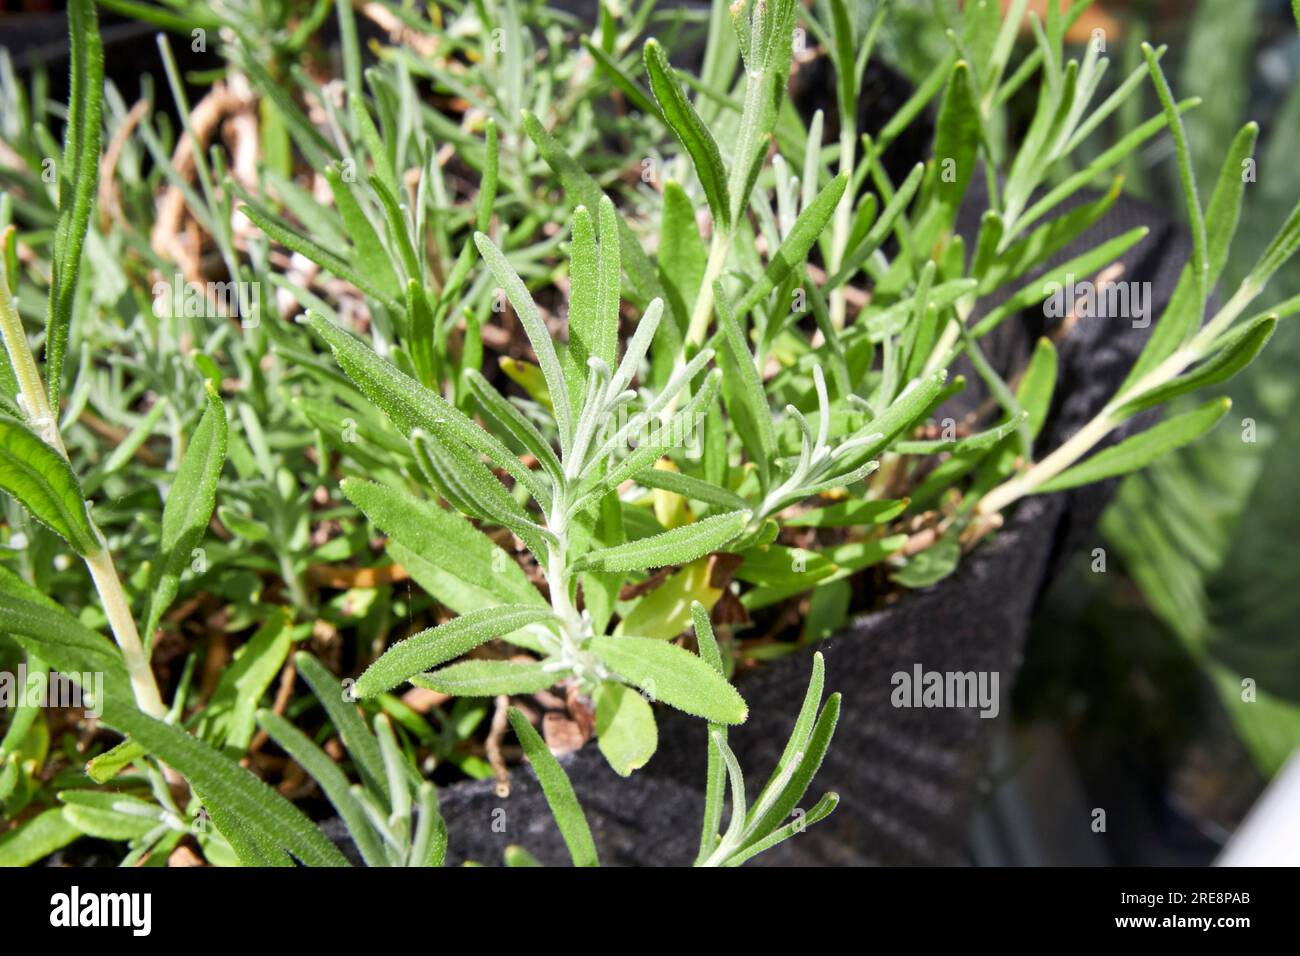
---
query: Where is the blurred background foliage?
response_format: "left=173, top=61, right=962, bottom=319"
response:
left=1013, top=0, right=1300, bottom=861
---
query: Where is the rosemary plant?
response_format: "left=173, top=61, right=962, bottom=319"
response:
left=0, top=0, right=1298, bottom=867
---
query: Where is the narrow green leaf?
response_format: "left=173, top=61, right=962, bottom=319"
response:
left=743, top=690, right=839, bottom=846
left=241, top=199, right=399, bottom=312
left=723, top=791, right=838, bottom=866
left=462, top=368, right=564, bottom=483
left=356, top=606, right=556, bottom=697
left=734, top=173, right=848, bottom=318
left=144, top=384, right=226, bottom=638
left=658, top=180, right=707, bottom=330
left=520, top=110, right=664, bottom=308
left=931, top=60, right=980, bottom=229
left=716, top=284, right=777, bottom=475
left=0, top=413, right=97, bottom=554
left=475, top=233, right=573, bottom=450
left=508, top=708, right=599, bottom=866
left=325, top=164, right=399, bottom=299
left=45, top=0, right=103, bottom=407
left=895, top=411, right=1029, bottom=455
left=4, top=603, right=347, bottom=867
left=644, top=38, right=731, bottom=229
left=0, top=808, right=80, bottom=866
left=107, top=705, right=349, bottom=867
left=256, top=709, right=387, bottom=867
left=307, top=312, right=547, bottom=502
left=1144, top=43, right=1207, bottom=305
left=585, top=35, right=663, bottom=120
left=476, top=118, right=498, bottom=233
left=565, top=204, right=599, bottom=403
left=785, top=498, right=908, bottom=527
left=634, top=467, right=749, bottom=511
left=294, top=651, right=388, bottom=800
left=594, top=196, right=621, bottom=371
left=350, top=91, right=399, bottom=201
left=1017, top=337, right=1059, bottom=440
left=826, top=162, right=925, bottom=289
left=589, top=635, right=748, bottom=724
left=575, top=509, right=749, bottom=572
left=410, top=428, right=550, bottom=556
left=1117, top=317, right=1276, bottom=418
left=411, top=660, right=559, bottom=697
left=1123, top=122, right=1259, bottom=390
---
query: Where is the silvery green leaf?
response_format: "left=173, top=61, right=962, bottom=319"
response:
left=519, top=111, right=665, bottom=308
left=733, top=173, right=848, bottom=319
left=307, top=311, right=548, bottom=503
left=342, top=477, right=545, bottom=610
left=564, top=204, right=599, bottom=405
left=356, top=605, right=556, bottom=698
left=508, top=708, right=599, bottom=866
left=4, top=599, right=347, bottom=866
left=931, top=60, right=980, bottom=230
left=412, top=660, right=559, bottom=697
left=785, top=499, right=908, bottom=528
left=750, top=652, right=823, bottom=811
left=144, top=383, right=227, bottom=639
left=716, top=284, right=776, bottom=478
left=1116, top=317, right=1276, bottom=419
left=895, top=412, right=1029, bottom=455
left=581, top=365, right=722, bottom=503
left=589, top=635, right=748, bottom=724
left=294, top=652, right=388, bottom=800
left=256, top=709, right=387, bottom=867
left=635, top=468, right=749, bottom=512
left=1123, top=123, right=1259, bottom=390
left=410, top=428, right=552, bottom=556
left=724, top=792, right=838, bottom=867
left=574, top=509, right=749, bottom=573
left=740, top=688, right=840, bottom=849
left=45, top=0, right=102, bottom=407
left=474, top=232, right=574, bottom=452
left=826, top=162, right=924, bottom=289
left=0, top=413, right=97, bottom=555
left=644, top=38, right=730, bottom=229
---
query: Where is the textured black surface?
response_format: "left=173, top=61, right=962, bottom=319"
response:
left=432, top=189, right=1190, bottom=867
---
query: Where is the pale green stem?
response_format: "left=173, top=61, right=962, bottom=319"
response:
left=685, top=229, right=732, bottom=349
left=84, top=546, right=167, bottom=718
left=921, top=298, right=973, bottom=379
left=977, top=281, right=1261, bottom=516
left=660, top=229, right=732, bottom=423
left=1, top=255, right=166, bottom=719
left=828, top=121, right=856, bottom=332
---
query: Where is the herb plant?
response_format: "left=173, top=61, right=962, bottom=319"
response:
left=0, top=0, right=1298, bottom=867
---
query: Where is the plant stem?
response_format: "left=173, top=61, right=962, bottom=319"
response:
left=828, top=121, right=856, bottom=332
left=1, top=241, right=166, bottom=719
left=976, top=280, right=1261, bottom=516
left=685, top=229, right=732, bottom=349
left=84, top=546, right=168, bottom=718
left=659, top=228, right=732, bottom=423
left=0, top=256, right=67, bottom=457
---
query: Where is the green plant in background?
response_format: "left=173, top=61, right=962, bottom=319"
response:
left=1, top=0, right=1299, bottom=867
left=1098, top=0, right=1300, bottom=778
